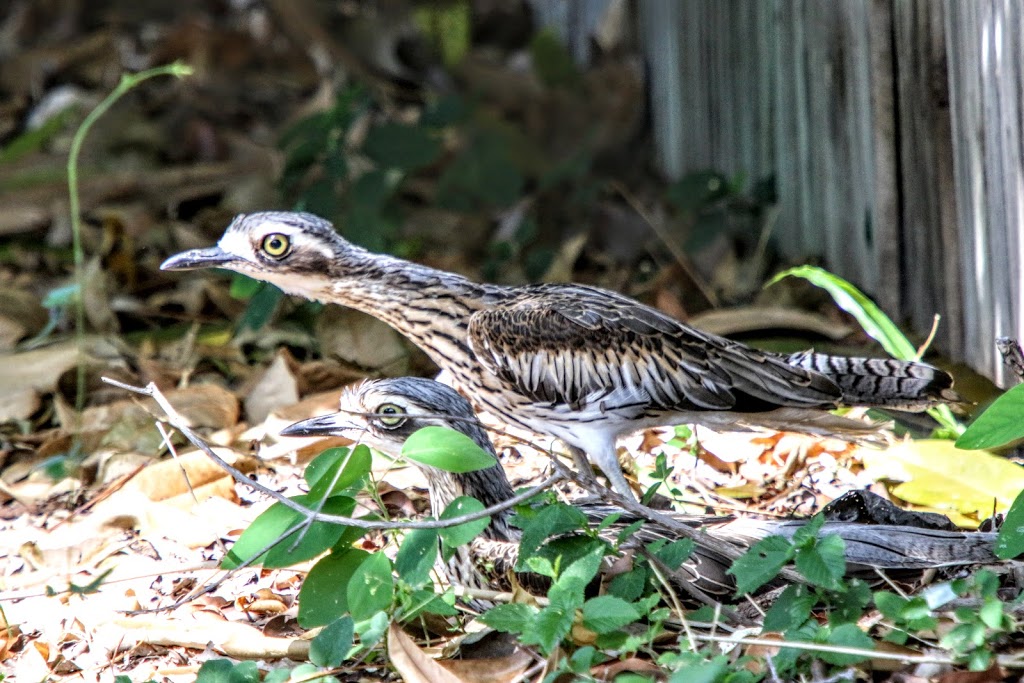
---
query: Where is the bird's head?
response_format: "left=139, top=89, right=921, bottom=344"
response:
left=279, top=377, right=496, bottom=459
left=160, top=211, right=352, bottom=300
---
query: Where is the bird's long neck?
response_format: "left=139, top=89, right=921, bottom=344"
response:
left=327, top=248, right=493, bottom=372
left=426, top=457, right=518, bottom=542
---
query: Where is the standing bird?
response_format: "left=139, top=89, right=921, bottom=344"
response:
left=279, top=377, right=736, bottom=605
left=162, top=212, right=959, bottom=498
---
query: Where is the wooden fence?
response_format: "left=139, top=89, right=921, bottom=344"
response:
left=536, top=0, right=1024, bottom=385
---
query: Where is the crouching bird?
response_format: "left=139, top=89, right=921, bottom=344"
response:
left=280, top=378, right=994, bottom=611
left=280, top=376, right=737, bottom=609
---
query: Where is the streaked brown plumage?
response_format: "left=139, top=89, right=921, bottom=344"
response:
left=162, top=211, right=959, bottom=497
left=280, top=378, right=999, bottom=610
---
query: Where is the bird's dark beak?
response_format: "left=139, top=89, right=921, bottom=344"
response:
left=160, top=246, right=238, bottom=271
left=280, top=413, right=355, bottom=438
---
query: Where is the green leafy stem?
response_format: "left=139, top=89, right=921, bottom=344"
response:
left=67, top=62, right=193, bottom=418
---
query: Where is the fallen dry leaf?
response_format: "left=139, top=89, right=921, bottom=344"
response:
left=0, top=338, right=115, bottom=421
left=111, top=614, right=310, bottom=660
left=936, top=663, right=1007, bottom=683
left=244, top=351, right=300, bottom=424
left=441, top=646, right=534, bottom=683
left=316, top=307, right=410, bottom=374
left=388, top=621, right=466, bottom=683
left=590, top=656, right=663, bottom=680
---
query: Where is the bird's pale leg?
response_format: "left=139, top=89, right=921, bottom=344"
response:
left=573, top=444, right=637, bottom=501
left=567, top=445, right=599, bottom=487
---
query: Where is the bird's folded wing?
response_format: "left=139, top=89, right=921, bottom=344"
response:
left=466, top=285, right=842, bottom=412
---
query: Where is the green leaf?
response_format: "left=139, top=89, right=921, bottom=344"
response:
left=309, top=615, right=354, bottom=667
left=404, top=589, right=458, bottom=619
left=349, top=169, right=398, bottom=209
left=196, top=659, right=260, bottom=683
left=347, top=552, right=394, bottom=622
left=653, top=538, right=695, bottom=570
left=355, top=610, right=390, bottom=649
left=524, top=589, right=577, bottom=654
left=420, top=94, right=468, bottom=128
left=979, top=599, right=1006, bottom=630
left=529, top=28, right=581, bottom=89
left=608, top=566, right=648, bottom=602
left=436, top=130, right=524, bottom=210
left=413, top=1, right=471, bottom=67
left=238, top=281, right=281, bottom=331
left=401, top=426, right=497, bottom=473
left=0, top=104, right=77, bottom=164
left=263, top=495, right=356, bottom=568
left=43, top=283, right=80, bottom=308
left=229, top=274, right=262, bottom=300
left=666, top=657, right=729, bottom=683
left=768, top=265, right=960, bottom=433
left=769, top=266, right=916, bottom=358
left=829, top=577, right=872, bottom=625
left=222, top=495, right=355, bottom=569
left=265, top=668, right=304, bottom=683
left=727, top=536, right=793, bottom=595
left=957, top=384, right=1024, bottom=450
left=362, top=122, right=441, bottom=171
left=873, top=590, right=908, bottom=619
left=666, top=171, right=731, bottom=213
left=395, top=528, right=439, bottom=588
left=996, top=487, right=1024, bottom=559
left=478, top=602, right=536, bottom=633
left=794, top=534, right=846, bottom=589
left=818, top=623, right=874, bottom=666
left=298, top=549, right=370, bottom=627
left=791, top=514, right=825, bottom=547
left=306, top=446, right=372, bottom=499
left=517, top=503, right=589, bottom=566
left=615, top=519, right=645, bottom=545
left=762, top=584, right=815, bottom=632
left=438, top=496, right=490, bottom=549
left=555, top=543, right=606, bottom=591
left=582, top=595, right=641, bottom=634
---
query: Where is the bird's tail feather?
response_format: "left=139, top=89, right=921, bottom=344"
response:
left=784, top=351, right=960, bottom=412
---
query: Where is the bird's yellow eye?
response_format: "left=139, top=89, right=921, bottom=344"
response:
left=376, top=403, right=406, bottom=427
left=261, top=233, right=291, bottom=258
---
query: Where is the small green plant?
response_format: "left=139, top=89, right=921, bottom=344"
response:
left=67, top=62, right=193, bottom=418
left=940, top=571, right=1014, bottom=670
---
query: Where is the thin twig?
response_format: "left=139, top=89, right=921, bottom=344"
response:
left=691, top=632, right=966, bottom=667
left=646, top=554, right=698, bottom=650
left=101, top=378, right=563, bottom=532
left=915, top=314, right=941, bottom=359
left=609, top=179, right=721, bottom=308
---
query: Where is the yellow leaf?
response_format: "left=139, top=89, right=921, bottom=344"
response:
left=861, top=440, right=1024, bottom=517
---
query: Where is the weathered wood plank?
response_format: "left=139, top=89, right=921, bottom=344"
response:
left=945, top=0, right=1024, bottom=384
left=893, top=0, right=962, bottom=359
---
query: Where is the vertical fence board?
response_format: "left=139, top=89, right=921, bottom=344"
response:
left=635, top=0, right=1024, bottom=382
left=893, top=0, right=962, bottom=359
left=945, top=0, right=1024, bottom=384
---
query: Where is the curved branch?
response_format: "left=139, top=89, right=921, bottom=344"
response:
left=101, top=378, right=563, bottom=531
